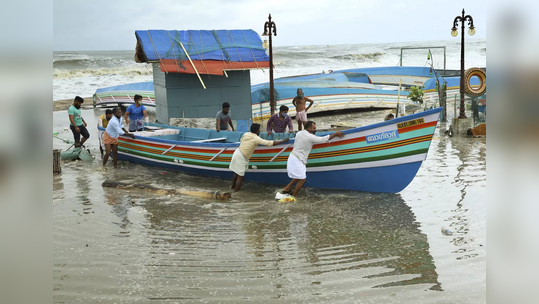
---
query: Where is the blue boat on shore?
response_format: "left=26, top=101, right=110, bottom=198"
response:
left=98, top=107, right=442, bottom=193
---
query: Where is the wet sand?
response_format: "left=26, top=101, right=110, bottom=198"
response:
left=53, top=109, right=486, bottom=303
left=53, top=97, right=94, bottom=111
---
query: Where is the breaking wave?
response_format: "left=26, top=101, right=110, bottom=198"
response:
left=53, top=66, right=153, bottom=79
left=330, top=52, right=385, bottom=61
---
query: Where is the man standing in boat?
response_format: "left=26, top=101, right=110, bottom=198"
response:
left=103, top=107, right=135, bottom=168
left=266, top=105, right=294, bottom=136
left=124, top=94, right=149, bottom=132
left=68, top=96, right=90, bottom=148
left=216, top=102, right=234, bottom=132
left=292, top=88, right=314, bottom=131
left=282, top=121, right=344, bottom=197
left=229, top=123, right=289, bottom=192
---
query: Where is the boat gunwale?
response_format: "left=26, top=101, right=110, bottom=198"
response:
left=99, top=107, right=442, bottom=149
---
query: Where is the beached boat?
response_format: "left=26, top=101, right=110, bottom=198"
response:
left=251, top=70, right=415, bottom=122
left=93, top=81, right=155, bottom=107
left=98, top=107, right=441, bottom=193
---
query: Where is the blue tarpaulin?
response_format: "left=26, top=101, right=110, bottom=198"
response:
left=135, top=30, right=268, bottom=63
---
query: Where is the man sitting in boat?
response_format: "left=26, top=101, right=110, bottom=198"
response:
left=266, top=105, right=294, bottom=136
left=229, top=123, right=289, bottom=192
left=98, top=109, right=113, bottom=157
left=282, top=121, right=344, bottom=197
left=292, top=88, right=314, bottom=131
left=68, top=96, right=89, bottom=148
left=124, top=94, right=149, bottom=132
left=103, top=107, right=135, bottom=168
left=98, top=109, right=113, bottom=128
left=385, top=113, right=395, bottom=121
left=216, top=102, right=235, bottom=132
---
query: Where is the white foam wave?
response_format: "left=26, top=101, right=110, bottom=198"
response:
left=53, top=66, right=153, bottom=79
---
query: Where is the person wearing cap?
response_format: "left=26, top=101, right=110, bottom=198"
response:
left=124, top=94, right=149, bottom=132
left=68, top=96, right=89, bottom=148
left=267, top=105, right=294, bottom=135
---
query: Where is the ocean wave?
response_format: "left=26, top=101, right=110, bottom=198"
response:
left=53, top=66, right=153, bottom=79
left=53, top=57, right=139, bottom=70
left=330, top=52, right=385, bottom=61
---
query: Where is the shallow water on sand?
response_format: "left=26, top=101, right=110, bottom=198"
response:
left=53, top=109, right=486, bottom=303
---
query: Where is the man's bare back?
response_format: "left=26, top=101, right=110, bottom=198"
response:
left=292, top=88, right=314, bottom=130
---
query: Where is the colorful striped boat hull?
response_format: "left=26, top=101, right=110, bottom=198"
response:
left=98, top=107, right=442, bottom=193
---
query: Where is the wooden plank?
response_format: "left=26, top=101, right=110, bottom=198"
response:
left=161, top=144, right=177, bottom=155
left=269, top=143, right=292, bottom=162
left=101, top=180, right=231, bottom=200
left=209, top=147, right=227, bottom=162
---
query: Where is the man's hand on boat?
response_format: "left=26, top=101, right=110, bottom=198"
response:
left=330, top=131, right=345, bottom=139
left=274, top=138, right=290, bottom=145
left=124, top=132, right=135, bottom=139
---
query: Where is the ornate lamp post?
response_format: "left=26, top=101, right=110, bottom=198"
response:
left=451, top=9, right=475, bottom=119
left=263, top=14, right=277, bottom=115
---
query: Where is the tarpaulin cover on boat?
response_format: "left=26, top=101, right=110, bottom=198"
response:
left=135, top=30, right=270, bottom=75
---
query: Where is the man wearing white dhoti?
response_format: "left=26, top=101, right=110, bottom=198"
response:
left=229, top=123, right=289, bottom=192
left=282, top=121, right=344, bottom=197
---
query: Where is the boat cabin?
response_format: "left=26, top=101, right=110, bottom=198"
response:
left=134, top=29, right=270, bottom=130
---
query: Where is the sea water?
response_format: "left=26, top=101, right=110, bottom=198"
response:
left=53, top=109, right=486, bottom=303
left=53, top=39, right=486, bottom=303
left=53, top=38, right=486, bottom=101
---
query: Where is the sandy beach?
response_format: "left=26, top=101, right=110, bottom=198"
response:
left=53, top=97, right=93, bottom=112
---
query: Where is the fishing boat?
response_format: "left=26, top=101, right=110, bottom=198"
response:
left=93, top=81, right=155, bottom=107
left=251, top=70, right=414, bottom=122
left=98, top=107, right=441, bottom=193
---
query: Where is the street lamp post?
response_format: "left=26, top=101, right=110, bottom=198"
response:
left=451, top=9, right=475, bottom=119
left=263, top=14, right=277, bottom=115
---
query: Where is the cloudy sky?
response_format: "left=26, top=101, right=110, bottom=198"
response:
left=54, top=0, right=486, bottom=51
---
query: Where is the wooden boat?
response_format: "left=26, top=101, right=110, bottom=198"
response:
left=97, top=107, right=442, bottom=193
left=93, top=81, right=155, bottom=107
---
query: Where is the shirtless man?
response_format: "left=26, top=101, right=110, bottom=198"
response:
left=292, top=88, right=314, bottom=131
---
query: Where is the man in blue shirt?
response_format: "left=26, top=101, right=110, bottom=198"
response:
left=103, top=107, right=135, bottom=168
left=68, top=96, right=89, bottom=148
left=124, top=94, right=149, bottom=132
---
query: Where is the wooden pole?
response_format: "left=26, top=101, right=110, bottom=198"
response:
left=179, top=41, right=206, bottom=89
left=101, top=180, right=231, bottom=200
left=396, top=79, right=402, bottom=118
left=53, top=149, right=61, bottom=174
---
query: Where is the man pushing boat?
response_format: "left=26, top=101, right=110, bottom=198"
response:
left=229, top=123, right=289, bottom=192
left=292, top=88, right=314, bottom=131
left=282, top=121, right=344, bottom=197
left=103, top=107, right=135, bottom=168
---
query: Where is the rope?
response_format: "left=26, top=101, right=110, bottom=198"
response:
left=147, top=30, right=168, bottom=73
left=211, top=30, right=231, bottom=73
left=227, top=30, right=245, bottom=70
left=241, top=30, right=259, bottom=69
left=187, top=31, right=210, bottom=76
left=166, top=31, right=181, bottom=73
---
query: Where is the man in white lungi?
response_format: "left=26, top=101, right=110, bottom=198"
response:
left=229, top=123, right=290, bottom=192
left=282, top=121, right=344, bottom=197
